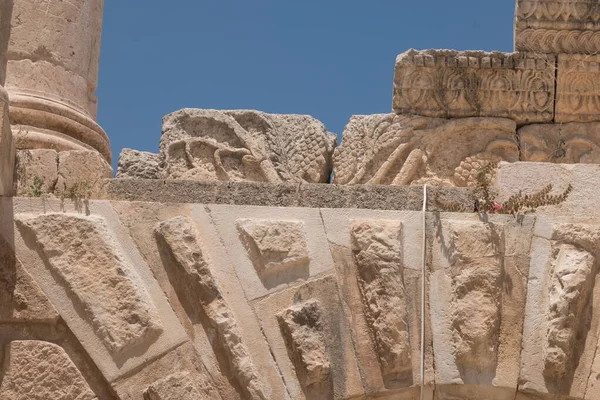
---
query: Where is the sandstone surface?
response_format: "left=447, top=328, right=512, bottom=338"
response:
left=116, top=148, right=160, bottom=179
left=160, top=109, right=336, bottom=183
left=333, top=114, right=518, bottom=186
left=519, top=123, right=600, bottom=163
left=0, top=340, right=96, bottom=400
left=515, top=0, right=600, bottom=54
left=14, top=149, right=58, bottom=195
left=393, top=49, right=555, bottom=124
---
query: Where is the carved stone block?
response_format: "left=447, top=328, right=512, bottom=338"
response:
left=515, top=0, right=600, bottom=54
left=556, top=54, right=600, bottom=123
left=519, top=123, right=600, bottom=163
left=0, top=340, right=95, bottom=400
left=254, top=275, right=363, bottom=400
left=351, top=220, right=413, bottom=385
left=333, top=114, right=518, bottom=186
left=238, top=219, right=310, bottom=275
left=155, top=216, right=268, bottom=400
left=278, top=300, right=331, bottom=390
left=432, top=216, right=533, bottom=397
left=55, top=150, right=113, bottom=195
left=16, top=213, right=163, bottom=355
left=160, top=109, right=336, bottom=183
left=521, top=221, right=600, bottom=398
left=393, top=49, right=555, bottom=124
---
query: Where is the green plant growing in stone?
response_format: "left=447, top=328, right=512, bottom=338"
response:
left=24, top=176, right=45, bottom=198
left=435, top=161, right=573, bottom=215
left=63, top=180, right=93, bottom=202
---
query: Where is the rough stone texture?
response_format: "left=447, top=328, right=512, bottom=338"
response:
left=238, top=219, right=310, bottom=275
left=3, top=0, right=110, bottom=160
left=519, top=123, right=600, bottom=163
left=155, top=216, right=268, bottom=400
left=278, top=300, right=331, bottom=391
left=99, top=178, right=477, bottom=210
left=144, top=371, right=212, bottom=400
left=254, top=275, right=363, bottom=400
left=0, top=340, right=95, bottom=400
left=15, top=213, right=163, bottom=355
left=351, top=220, right=412, bottom=385
left=431, top=215, right=534, bottom=399
left=0, top=86, right=14, bottom=196
left=14, top=149, right=58, bottom=195
left=160, top=109, right=336, bottom=183
left=515, top=0, right=600, bottom=54
left=56, top=150, right=113, bottom=195
left=333, top=114, right=518, bottom=186
left=393, top=50, right=555, bottom=124
left=116, top=148, right=160, bottom=179
left=556, top=55, right=600, bottom=123
left=520, top=221, right=600, bottom=398
left=0, top=235, right=58, bottom=323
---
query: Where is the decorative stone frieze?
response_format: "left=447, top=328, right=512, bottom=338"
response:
left=515, top=0, right=600, bottom=54
left=393, top=49, right=555, bottom=124
left=556, top=54, right=600, bottom=123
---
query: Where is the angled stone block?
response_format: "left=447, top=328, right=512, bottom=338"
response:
left=515, top=0, right=600, bottom=54
left=0, top=340, right=95, bottom=400
left=393, top=49, right=555, bottom=124
left=238, top=219, right=310, bottom=275
left=432, top=215, right=534, bottom=398
left=278, top=300, right=331, bottom=391
left=556, top=54, right=600, bottom=123
left=155, top=216, right=269, bottom=400
left=16, top=213, right=163, bottom=355
left=521, top=220, right=600, bottom=398
left=351, top=220, right=412, bottom=385
left=144, top=371, right=212, bottom=400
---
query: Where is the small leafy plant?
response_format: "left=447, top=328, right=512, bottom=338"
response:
left=436, top=161, right=573, bottom=215
left=24, top=176, right=45, bottom=198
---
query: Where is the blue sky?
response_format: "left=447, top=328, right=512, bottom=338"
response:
left=97, top=1, right=515, bottom=168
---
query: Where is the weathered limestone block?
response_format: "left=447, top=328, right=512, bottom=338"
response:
left=160, top=109, right=336, bottom=183
left=16, top=213, right=163, bottom=355
left=278, top=300, right=331, bottom=390
left=0, top=340, right=95, bottom=400
left=4, top=0, right=110, bottom=160
left=519, top=123, right=600, bottom=163
left=144, top=371, right=212, bottom=400
left=515, top=0, right=600, bottom=54
left=238, top=219, right=310, bottom=275
left=545, top=245, right=595, bottom=378
left=393, top=49, right=555, bottom=124
left=116, top=148, right=160, bottom=179
left=155, top=216, right=268, bottom=400
left=254, top=275, right=363, bottom=399
left=521, top=221, right=600, bottom=398
left=14, top=149, right=58, bottom=195
left=432, top=216, right=533, bottom=399
left=0, top=235, right=58, bottom=323
left=55, top=150, right=112, bottom=194
left=556, top=55, right=600, bottom=123
left=351, top=220, right=412, bottom=384
left=333, top=114, right=518, bottom=186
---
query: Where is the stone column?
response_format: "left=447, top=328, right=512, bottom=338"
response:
left=0, top=0, right=14, bottom=195
left=3, top=0, right=110, bottom=162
